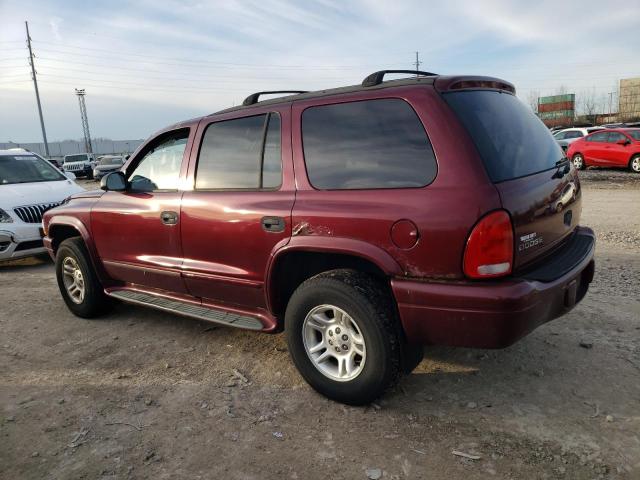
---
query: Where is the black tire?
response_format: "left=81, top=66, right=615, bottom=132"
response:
left=55, top=237, right=110, bottom=318
left=629, top=154, right=640, bottom=173
left=86, top=170, right=94, bottom=180
left=285, top=269, right=402, bottom=405
left=572, top=153, right=585, bottom=170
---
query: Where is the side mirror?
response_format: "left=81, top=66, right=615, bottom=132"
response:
left=64, top=171, right=76, bottom=180
left=616, top=139, right=630, bottom=146
left=101, top=171, right=127, bottom=192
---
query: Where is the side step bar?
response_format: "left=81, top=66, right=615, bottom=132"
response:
left=108, top=289, right=263, bottom=331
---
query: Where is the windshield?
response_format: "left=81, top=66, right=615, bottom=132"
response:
left=99, top=157, right=124, bottom=166
left=443, top=90, right=564, bottom=182
left=0, top=155, right=66, bottom=185
left=64, top=154, right=89, bottom=163
left=627, top=130, right=640, bottom=141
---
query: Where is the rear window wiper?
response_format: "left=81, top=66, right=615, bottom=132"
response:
left=555, top=157, right=570, bottom=167
left=552, top=157, right=571, bottom=178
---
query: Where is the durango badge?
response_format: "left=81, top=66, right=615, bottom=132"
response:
left=519, top=232, right=543, bottom=251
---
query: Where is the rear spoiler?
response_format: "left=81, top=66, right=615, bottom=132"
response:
left=435, top=76, right=515, bottom=95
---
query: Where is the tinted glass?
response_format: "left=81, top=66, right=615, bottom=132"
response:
left=196, top=113, right=281, bottom=190
left=100, top=157, right=124, bottom=166
left=64, top=154, right=89, bottom=163
left=567, top=131, right=583, bottom=139
left=627, top=130, right=640, bottom=141
left=588, top=132, right=609, bottom=142
left=554, top=132, right=566, bottom=139
left=607, top=132, right=625, bottom=143
left=128, top=133, right=187, bottom=191
left=0, top=155, right=65, bottom=185
left=302, top=99, right=436, bottom=189
left=262, top=114, right=282, bottom=188
left=443, top=91, right=563, bottom=182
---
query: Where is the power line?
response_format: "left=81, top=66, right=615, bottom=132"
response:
left=25, top=21, right=49, bottom=157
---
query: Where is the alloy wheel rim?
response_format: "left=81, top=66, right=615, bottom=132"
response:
left=633, top=157, right=640, bottom=172
left=573, top=155, right=583, bottom=169
left=62, top=256, right=85, bottom=304
left=302, top=304, right=366, bottom=382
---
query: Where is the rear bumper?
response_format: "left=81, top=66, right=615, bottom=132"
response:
left=392, top=227, right=595, bottom=348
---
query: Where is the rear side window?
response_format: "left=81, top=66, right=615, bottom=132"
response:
left=196, top=113, right=281, bottom=190
left=566, top=131, right=583, bottom=139
left=302, top=99, right=437, bottom=190
left=443, top=91, right=563, bottom=183
left=588, top=132, right=608, bottom=142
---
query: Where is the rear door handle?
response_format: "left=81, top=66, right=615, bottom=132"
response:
left=261, top=216, right=285, bottom=233
left=161, top=211, right=179, bottom=225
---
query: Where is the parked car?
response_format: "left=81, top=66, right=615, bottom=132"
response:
left=567, top=128, right=640, bottom=172
left=43, top=70, right=595, bottom=405
left=0, top=149, right=83, bottom=261
left=553, top=127, right=603, bottom=152
left=93, top=156, right=125, bottom=180
left=63, top=153, right=96, bottom=179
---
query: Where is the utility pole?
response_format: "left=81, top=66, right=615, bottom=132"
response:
left=607, top=91, right=615, bottom=120
left=25, top=21, right=50, bottom=157
left=75, top=89, right=93, bottom=153
left=414, top=51, right=421, bottom=76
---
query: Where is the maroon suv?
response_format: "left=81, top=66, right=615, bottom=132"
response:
left=43, top=70, right=595, bottom=405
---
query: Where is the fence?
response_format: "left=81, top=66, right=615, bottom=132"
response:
left=0, top=139, right=144, bottom=161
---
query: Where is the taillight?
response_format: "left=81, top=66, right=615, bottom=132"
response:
left=463, top=210, right=514, bottom=279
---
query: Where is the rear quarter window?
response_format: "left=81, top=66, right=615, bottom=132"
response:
left=301, top=98, right=437, bottom=190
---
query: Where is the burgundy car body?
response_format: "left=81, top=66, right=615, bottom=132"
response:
left=43, top=74, right=595, bottom=349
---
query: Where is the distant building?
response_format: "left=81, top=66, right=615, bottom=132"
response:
left=619, top=77, right=640, bottom=122
left=538, top=94, right=576, bottom=128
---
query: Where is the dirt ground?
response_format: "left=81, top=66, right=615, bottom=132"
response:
left=1, top=170, right=639, bottom=480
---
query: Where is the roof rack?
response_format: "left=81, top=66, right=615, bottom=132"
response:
left=362, top=70, right=438, bottom=87
left=242, top=90, right=308, bottom=106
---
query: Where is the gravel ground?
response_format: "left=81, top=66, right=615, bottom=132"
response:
left=1, top=170, right=639, bottom=479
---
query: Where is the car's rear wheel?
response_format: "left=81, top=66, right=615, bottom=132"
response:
left=572, top=153, right=585, bottom=170
left=629, top=155, right=640, bottom=173
left=55, top=237, right=110, bottom=318
left=285, top=269, right=403, bottom=405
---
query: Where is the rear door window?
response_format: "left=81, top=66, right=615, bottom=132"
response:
left=607, top=132, right=626, bottom=143
left=443, top=91, right=563, bottom=182
left=588, top=132, right=609, bottom=142
left=195, top=113, right=281, bottom=190
left=301, top=99, right=437, bottom=190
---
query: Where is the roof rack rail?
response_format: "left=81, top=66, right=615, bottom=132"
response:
left=242, top=90, right=308, bottom=106
left=362, top=70, right=438, bottom=87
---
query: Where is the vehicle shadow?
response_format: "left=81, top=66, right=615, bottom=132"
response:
left=0, top=254, right=52, bottom=271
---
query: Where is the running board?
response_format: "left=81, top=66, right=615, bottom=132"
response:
left=107, top=289, right=263, bottom=330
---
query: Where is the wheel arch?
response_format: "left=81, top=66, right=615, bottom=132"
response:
left=265, top=237, right=403, bottom=323
left=48, top=217, right=111, bottom=285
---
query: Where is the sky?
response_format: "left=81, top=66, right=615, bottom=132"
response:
left=0, top=0, right=639, bottom=142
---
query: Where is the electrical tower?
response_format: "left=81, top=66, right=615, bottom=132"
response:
left=75, top=89, right=93, bottom=154
left=25, top=21, right=50, bottom=156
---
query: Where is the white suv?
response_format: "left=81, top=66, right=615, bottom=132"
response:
left=0, top=150, right=84, bottom=261
left=63, top=153, right=96, bottom=179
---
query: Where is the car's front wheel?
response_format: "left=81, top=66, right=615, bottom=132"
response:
left=285, top=269, right=403, bottom=405
left=629, top=155, right=640, bottom=173
left=55, top=237, right=110, bottom=318
left=572, top=153, right=585, bottom=170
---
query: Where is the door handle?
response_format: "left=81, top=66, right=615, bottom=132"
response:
left=160, top=211, right=179, bottom=225
left=261, top=216, right=285, bottom=233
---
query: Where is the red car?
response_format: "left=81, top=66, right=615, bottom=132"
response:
left=567, top=128, right=640, bottom=172
left=43, top=70, right=595, bottom=404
